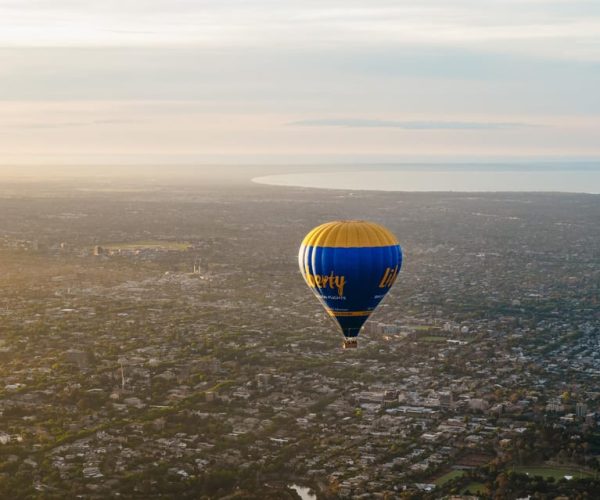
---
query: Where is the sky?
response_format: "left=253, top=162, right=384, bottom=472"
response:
left=1, top=0, right=599, bottom=164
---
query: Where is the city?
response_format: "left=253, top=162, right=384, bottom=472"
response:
left=0, top=176, right=598, bottom=498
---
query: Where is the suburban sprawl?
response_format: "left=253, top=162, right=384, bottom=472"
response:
left=0, top=173, right=599, bottom=499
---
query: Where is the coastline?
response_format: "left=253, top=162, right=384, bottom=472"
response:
left=252, top=168, right=600, bottom=194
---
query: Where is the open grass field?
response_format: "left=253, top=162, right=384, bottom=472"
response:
left=462, top=482, right=488, bottom=495
left=512, top=465, right=594, bottom=480
left=101, top=240, right=192, bottom=251
left=434, top=469, right=465, bottom=486
left=419, top=335, right=447, bottom=342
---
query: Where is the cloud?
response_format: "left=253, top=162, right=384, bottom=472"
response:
left=287, top=118, right=538, bottom=130
left=1, top=0, right=600, bottom=63
left=2, top=46, right=597, bottom=119
left=0, top=1, right=597, bottom=160
left=6, top=118, right=141, bottom=129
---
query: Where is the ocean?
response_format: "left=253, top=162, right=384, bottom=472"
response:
left=252, top=163, right=600, bottom=193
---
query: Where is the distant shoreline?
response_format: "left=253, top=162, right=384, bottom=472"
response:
left=252, top=167, right=600, bottom=194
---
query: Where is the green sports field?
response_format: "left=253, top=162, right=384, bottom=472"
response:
left=512, top=465, right=594, bottom=480
left=101, top=240, right=191, bottom=251
left=462, top=482, right=488, bottom=495
left=434, top=469, right=465, bottom=485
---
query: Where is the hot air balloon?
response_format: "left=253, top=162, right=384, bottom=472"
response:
left=298, top=220, right=402, bottom=348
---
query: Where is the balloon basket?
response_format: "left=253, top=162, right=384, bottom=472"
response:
left=343, top=339, right=358, bottom=349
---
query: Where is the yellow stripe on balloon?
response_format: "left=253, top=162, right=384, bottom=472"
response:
left=325, top=309, right=373, bottom=317
left=301, top=220, right=399, bottom=248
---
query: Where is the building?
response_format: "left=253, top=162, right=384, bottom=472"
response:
left=64, top=349, right=90, bottom=369
left=576, top=402, right=588, bottom=418
left=468, top=398, right=489, bottom=411
left=439, top=391, right=454, bottom=410
left=546, top=400, right=565, bottom=413
left=256, top=373, right=271, bottom=389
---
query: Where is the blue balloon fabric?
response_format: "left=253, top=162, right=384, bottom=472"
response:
left=299, top=221, right=402, bottom=346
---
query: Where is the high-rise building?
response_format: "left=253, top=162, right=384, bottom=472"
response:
left=381, top=390, right=399, bottom=409
left=194, top=257, right=210, bottom=274
left=257, top=373, right=271, bottom=389
left=576, top=402, right=588, bottom=418
left=546, top=400, right=565, bottom=413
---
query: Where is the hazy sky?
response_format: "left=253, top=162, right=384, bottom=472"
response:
left=1, top=0, right=599, bottom=164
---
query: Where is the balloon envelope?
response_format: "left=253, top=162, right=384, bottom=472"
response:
left=298, top=220, right=402, bottom=347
